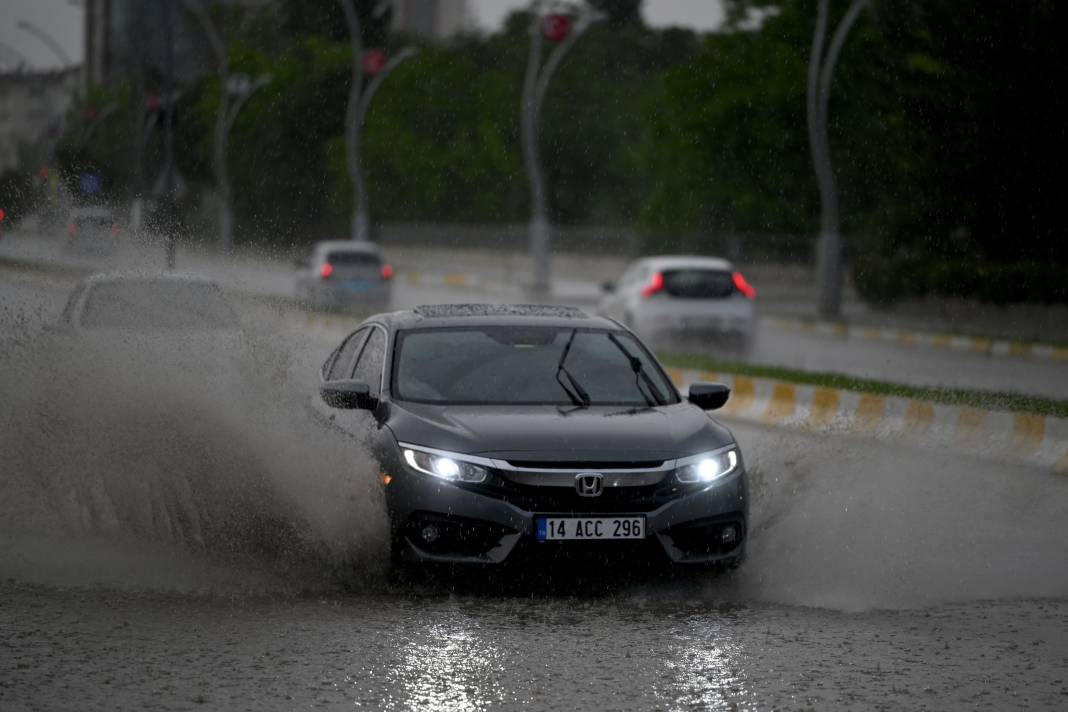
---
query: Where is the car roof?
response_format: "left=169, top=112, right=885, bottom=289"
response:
left=634, top=255, right=734, bottom=271
left=368, top=304, right=621, bottom=331
left=313, top=240, right=382, bottom=254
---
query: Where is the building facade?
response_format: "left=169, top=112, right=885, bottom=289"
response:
left=0, top=67, right=79, bottom=172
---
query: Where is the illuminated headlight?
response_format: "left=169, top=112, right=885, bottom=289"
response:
left=403, top=447, right=488, bottom=483
left=675, top=448, right=739, bottom=484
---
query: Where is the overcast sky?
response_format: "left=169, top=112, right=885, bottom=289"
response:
left=0, top=1, right=726, bottom=71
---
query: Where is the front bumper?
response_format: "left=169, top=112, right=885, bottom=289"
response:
left=384, top=458, right=747, bottom=565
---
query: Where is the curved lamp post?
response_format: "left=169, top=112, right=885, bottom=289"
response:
left=184, top=0, right=270, bottom=254
left=16, top=19, right=73, bottom=67
left=338, top=0, right=417, bottom=242
left=521, top=3, right=604, bottom=295
left=807, top=0, right=868, bottom=318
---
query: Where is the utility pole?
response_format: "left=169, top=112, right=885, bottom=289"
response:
left=521, top=4, right=603, bottom=296
left=338, top=0, right=416, bottom=242
left=185, top=0, right=269, bottom=254
left=161, top=0, right=177, bottom=269
left=808, top=0, right=868, bottom=318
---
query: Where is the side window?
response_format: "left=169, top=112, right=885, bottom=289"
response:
left=352, top=328, right=386, bottom=397
left=325, top=329, right=368, bottom=381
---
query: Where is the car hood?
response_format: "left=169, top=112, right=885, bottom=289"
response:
left=386, top=402, right=734, bottom=463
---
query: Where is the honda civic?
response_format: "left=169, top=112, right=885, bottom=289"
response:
left=317, top=304, right=748, bottom=567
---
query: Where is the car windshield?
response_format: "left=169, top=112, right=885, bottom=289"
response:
left=392, top=326, right=678, bottom=406
left=80, top=281, right=239, bottom=330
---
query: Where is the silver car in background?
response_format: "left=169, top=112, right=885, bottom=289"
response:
left=599, top=256, right=757, bottom=352
left=295, top=240, right=393, bottom=311
left=65, top=206, right=121, bottom=254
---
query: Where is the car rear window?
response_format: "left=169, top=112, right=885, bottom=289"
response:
left=662, top=269, right=734, bottom=299
left=326, top=251, right=381, bottom=266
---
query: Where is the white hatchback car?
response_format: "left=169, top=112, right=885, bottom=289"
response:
left=598, top=256, right=757, bottom=351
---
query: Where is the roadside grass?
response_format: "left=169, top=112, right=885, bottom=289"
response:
left=661, top=352, right=1068, bottom=419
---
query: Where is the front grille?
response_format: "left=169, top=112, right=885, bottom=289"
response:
left=468, top=473, right=686, bottom=513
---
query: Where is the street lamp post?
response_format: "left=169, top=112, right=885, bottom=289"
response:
left=0, top=41, right=29, bottom=70
left=807, top=0, right=868, bottom=318
left=15, top=19, right=73, bottom=67
left=185, top=0, right=270, bottom=254
left=338, top=0, right=417, bottom=242
left=521, top=3, right=603, bottom=296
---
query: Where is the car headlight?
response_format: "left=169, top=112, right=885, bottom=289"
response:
left=675, top=448, right=739, bottom=484
left=403, top=447, right=488, bottom=484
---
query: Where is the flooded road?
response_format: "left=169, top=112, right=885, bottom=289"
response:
left=2, top=269, right=1067, bottom=710
left=3, top=583, right=1066, bottom=711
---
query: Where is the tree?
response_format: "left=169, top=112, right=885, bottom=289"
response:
left=587, top=0, right=643, bottom=26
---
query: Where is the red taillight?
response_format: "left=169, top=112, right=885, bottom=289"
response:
left=320, top=262, right=333, bottom=279
left=641, top=271, right=664, bottom=298
left=732, top=271, right=756, bottom=299
left=380, top=263, right=394, bottom=280
left=110, top=225, right=120, bottom=236
left=68, top=222, right=78, bottom=235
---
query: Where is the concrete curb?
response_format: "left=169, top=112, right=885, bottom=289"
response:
left=666, top=367, right=1068, bottom=474
left=765, top=315, right=1068, bottom=363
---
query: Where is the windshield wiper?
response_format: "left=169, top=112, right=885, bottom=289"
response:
left=556, top=329, right=591, bottom=408
left=607, top=333, right=666, bottom=407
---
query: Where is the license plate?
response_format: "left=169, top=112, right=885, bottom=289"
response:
left=536, top=516, right=645, bottom=541
left=341, top=281, right=371, bottom=292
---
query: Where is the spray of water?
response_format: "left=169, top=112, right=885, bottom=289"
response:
left=0, top=306, right=388, bottom=594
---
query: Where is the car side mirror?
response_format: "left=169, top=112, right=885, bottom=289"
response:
left=688, top=382, right=730, bottom=410
left=601, top=280, right=615, bottom=293
left=320, top=380, right=375, bottom=410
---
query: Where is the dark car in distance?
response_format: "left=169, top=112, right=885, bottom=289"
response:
left=316, top=304, right=748, bottom=568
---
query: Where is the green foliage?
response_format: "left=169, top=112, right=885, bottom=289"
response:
left=854, top=255, right=1068, bottom=307
left=354, top=45, right=525, bottom=225
left=54, top=0, right=1063, bottom=307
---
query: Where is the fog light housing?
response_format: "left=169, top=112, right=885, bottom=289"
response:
left=721, top=525, right=737, bottom=545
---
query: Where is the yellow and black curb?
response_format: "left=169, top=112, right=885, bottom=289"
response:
left=766, top=316, right=1068, bottom=363
left=667, top=367, right=1068, bottom=474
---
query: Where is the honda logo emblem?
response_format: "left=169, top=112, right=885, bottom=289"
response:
left=575, top=472, right=604, bottom=497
